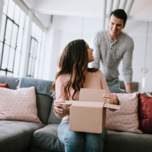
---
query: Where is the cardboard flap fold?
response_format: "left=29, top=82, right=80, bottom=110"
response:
left=72, top=101, right=105, bottom=107
left=61, top=101, right=120, bottom=110
left=104, top=103, right=120, bottom=110
left=60, top=101, right=73, bottom=105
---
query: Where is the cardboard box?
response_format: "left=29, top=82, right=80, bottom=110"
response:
left=62, top=88, right=120, bottom=134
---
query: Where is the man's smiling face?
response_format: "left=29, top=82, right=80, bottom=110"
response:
left=109, top=14, right=125, bottom=38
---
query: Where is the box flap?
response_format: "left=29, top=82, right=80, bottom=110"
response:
left=60, top=101, right=73, bottom=105
left=103, top=103, right=120, bottom=110
left=60, top=101, right=105, bottom=107
left=60, top=101, right=120, bottom=109
left=59, top=101, right=85, bottom=105
left=79, top=88, right=107, bottom=102
left=72, top=101, right=105, bottom=107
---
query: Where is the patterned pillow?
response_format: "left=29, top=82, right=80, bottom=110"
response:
left=106, top=92, right=142, bottom=133
left=0, top=83, right=8, bottom=88
left=0, top=87, right=41, bottom=123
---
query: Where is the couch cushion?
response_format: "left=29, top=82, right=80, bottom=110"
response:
left=104, top=130, right=152, bottom=152
left=36, top=94, right=52, bottom=124
left=47, top=97, right=62, bottom=124
left=0, top=120, right=45, bottom=152
left=30, top=146, right=51, bottom=152
left=31, top=124, right=64, bottom=152
left=0, top=76, right=19, bottom=89
left=30, top=126, right=152, bottom=152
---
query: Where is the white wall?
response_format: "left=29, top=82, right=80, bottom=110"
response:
left=34, top=12, right=50, bottom=28
left=42, top=15, right=152, bottom=92
left=144, top=22, right=152, bottom=92
left=119, top=21, right=152, bottom=92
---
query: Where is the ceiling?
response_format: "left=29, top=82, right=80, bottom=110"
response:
left=24, top=0, right=152, bottom=22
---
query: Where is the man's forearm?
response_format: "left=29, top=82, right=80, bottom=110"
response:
left=125, top=83, right=132, bottom=93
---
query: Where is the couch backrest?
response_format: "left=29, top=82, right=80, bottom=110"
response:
left=120, top=80, right=139, bottom=92
left=1, top=76, right=132, bottom=125
left=36, top=93, right=52, bottom=124
left=0, top=75, right=20, bottom=89
left=47, top=93, right=62, bottom=124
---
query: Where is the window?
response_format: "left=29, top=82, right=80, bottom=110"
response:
left=26, top=22, right=44, bottom=78
left=0, top=0, right=26, bottom=76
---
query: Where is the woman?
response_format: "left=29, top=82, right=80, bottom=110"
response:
left=52, top=39, right=118, bottom=152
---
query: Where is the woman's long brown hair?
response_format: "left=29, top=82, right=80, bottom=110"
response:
left=51, top=39, right=98, bottom=100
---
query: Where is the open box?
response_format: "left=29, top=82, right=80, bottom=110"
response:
left=61, top=88, right=120, bottom=134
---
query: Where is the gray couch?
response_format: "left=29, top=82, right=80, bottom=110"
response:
left=0, top=75, right=152, bottom=152
left=120, top=80, right=139, bottom=92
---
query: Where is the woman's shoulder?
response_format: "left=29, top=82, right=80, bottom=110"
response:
left=93, top=69, right=105, bottom=80
left=94, top=69, right=104, bottom=76
left=56, top=74, right=70, bottom=85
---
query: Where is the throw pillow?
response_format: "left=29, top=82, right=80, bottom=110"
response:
left=106, top=92, right=142, bottom=133
left=0, top=83, right=8, bottom=88
left=138, top=94, right=152, bottom=134
left=0, top=86, right=41, bottom=123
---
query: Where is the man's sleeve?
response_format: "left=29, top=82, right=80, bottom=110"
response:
left=90, top=33, right=101, bottom=69
left=122, top=38, right=134, bottom=84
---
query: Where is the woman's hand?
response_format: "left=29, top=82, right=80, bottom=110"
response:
left=102, top=93, right=118, bottom=105
left=54, top=100, right=70, bottom=116
left=54, top=99, right=65, bottom=114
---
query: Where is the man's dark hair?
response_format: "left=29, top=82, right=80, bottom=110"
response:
left=110, top=9, right=127, bottom=25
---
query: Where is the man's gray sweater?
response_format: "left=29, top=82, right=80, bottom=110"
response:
left=90, top=30, right=134, bottom=84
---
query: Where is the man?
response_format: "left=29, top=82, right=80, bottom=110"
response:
left=90, top=9, right=134, bottom=93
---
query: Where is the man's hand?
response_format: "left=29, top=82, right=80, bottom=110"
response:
left=125, top=83, right=132, bottom=93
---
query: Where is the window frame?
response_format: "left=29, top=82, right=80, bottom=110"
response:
left=0, top=0, right=26, bottom=76
left=0, top=0, right=46, bottom=78
left=0, top=15, right=20, bottom=75
left=26, top=36, right=38, bottom=77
